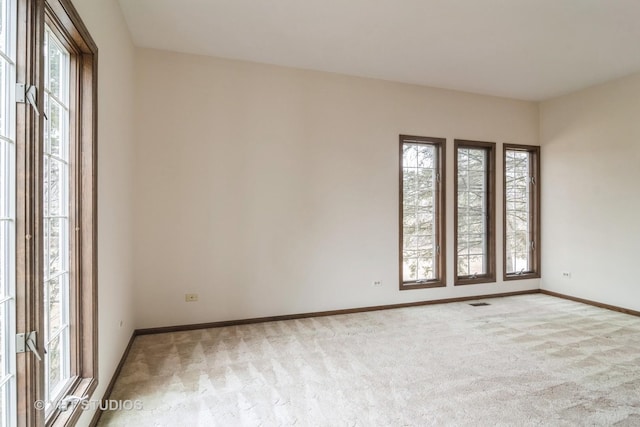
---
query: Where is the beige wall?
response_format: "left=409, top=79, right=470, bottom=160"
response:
left=69, top=0, right=137, bottom=425
left=30, top=1, right=640, bottom=422
left=540, top=72, right=640, bottom=311
left=133, top=48, right=539, bottom=329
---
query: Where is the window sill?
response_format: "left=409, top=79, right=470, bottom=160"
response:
left=400, top=281, right=446, bottom=290
left=503, top=272, right=540, bottom=281
left=47, top=377, right=98, bottom=427
left=454, top=276, right=496, bottom=286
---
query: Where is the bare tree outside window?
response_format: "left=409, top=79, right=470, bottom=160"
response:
left=454, top=140, right=495, bottom=285
left=399, top=135, right=446, bottom=289
left=504, top=144, right=540, bottom=280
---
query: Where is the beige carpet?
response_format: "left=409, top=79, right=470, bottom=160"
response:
left=98, top=294, right=640, bottom=426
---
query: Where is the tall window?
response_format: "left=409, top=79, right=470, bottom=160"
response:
left=454, top=139, right=495, bottom=285
left=0, top=0, right=98, bottom=424
left=43, top=25, right=71, bottom=409
left=41, top=1, right=98, bottom=424
left=503, top=144, right=540, bottom=279
left=0, top=0, right=16, bottom=425
left=399, top=135, right=446, bottom=289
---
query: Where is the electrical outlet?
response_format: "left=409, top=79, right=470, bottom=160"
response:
left=562, top=272, right=572, bottom=279
left=185, top=293, right=199, bottom=302
left=372, top=280, right=382, bottom=287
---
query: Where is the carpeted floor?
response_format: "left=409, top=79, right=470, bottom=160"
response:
left=97, top=294, right=640, bottom=426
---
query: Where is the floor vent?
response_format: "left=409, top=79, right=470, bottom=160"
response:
left=469, top=302, right=490, bottom=307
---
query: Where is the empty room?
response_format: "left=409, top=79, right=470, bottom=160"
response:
left=1, top=0, right=639, bottom=426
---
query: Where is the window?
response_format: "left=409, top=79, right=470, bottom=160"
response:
left=43, top=24, right=72, bottom=412
left=454, top=139, right=495, bottom=285
left=399, top=135, right=446, bottom=289
left=503, top=144, right=540, bottom=280
left=1, top=0, right=97, bottom=425
left=42, top=0, right=98, bottom=424
left=0, top=0, right=17, bottom=425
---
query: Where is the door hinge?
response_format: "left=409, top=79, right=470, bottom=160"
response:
left=16, top=331, right=43, bottom=361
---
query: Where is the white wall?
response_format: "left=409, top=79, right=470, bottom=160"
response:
left=540, top=72, right=640, bottom=311
left=69, top=0, right=136, bottom=425
left=133, top=49, right=539, bottom=329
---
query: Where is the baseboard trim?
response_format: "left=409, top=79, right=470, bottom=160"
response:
left=89, top=331, right=137, bottom=427
left=87, top=288, right=640, bottom=427
left=85, top=289, right=539, bottom=425
left=539, top=289, right=640, bottom=317
left=136, top=289, right=539, bottom=335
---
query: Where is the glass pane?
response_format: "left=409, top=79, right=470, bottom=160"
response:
left=47, top=334, right=62, bottom=394
left=48, top=98, right=64, bottom=159
left=403, top=255, right=417, bottom=282
left=0, top=222, right=6, bottom=298
left=505, top=150, right=532, bottom=274
left=43, top=155, right=49, bottom=217
left=0, top=1, right=14, bottom=426
left=467, top=171, right=485, bottom=192
left=0, top=302, right=4, bottom=378
left=467, top=148, right=486, bottom=170
left=47, top=34, right=63, bottom=100
left=0, top=59, right=5, bottom=137
left=402, top=142, right=439, bottom=282
left=43, top=217, right=49, bottom=280
left=43, top=25, right=71, bottom=405
left=417, top=145, right=434, bottom=168
left=469, top=255, right=485, bottom=275
left=48, top=158, right=64, bottom=216
left=458, top=256, right=469, bottom=276
left=0, top=0, right=5, bottom=54
left=402, top=144, right=417, bottom=167
left=43, top=94, right=49, bottom=154
left=0, top=384, right=5, bottom=427
left=457, top=147, right=488, bottom=276
left=47, top=275, right=62, bottom=338
left=47, top=218, right=63, bottom=277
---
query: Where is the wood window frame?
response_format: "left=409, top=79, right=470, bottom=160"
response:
left=502, top=144, right=540, bottom=281
left=454, top=139, right=496, bottom=286
left=43, top=0, right=97, bottom=425
left=399, top=135, right=446, bottom=290
left=15, top=0, right=46, bottom=424
left=13, top=0, right=97, bottom=426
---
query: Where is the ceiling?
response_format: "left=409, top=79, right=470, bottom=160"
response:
left=118, top=0, right=640, bottom=101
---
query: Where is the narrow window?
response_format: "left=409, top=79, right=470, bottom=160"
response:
left=0, top=0, right=17, bottom=425
left=399, top=135, right=446, bottom=289
left=43, top=24, right=72, bottom=409
left=503, top=144, right=540, bottom=279
left=454, top=139, right=495, bottom=285
left=42, top=0, right=98, bottom=423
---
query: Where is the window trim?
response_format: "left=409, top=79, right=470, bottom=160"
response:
left=502, top=143, right=540, bottom=281
left=453, top=139, right=496, bottom=286
left=398, top=134, right=446, bottom=290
